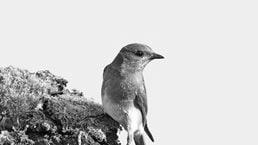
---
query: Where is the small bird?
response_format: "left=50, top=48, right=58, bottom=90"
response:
left=101, top=43, right=164, bottom=145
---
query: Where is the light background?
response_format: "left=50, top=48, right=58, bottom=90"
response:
left=0, top=0, right=257, bottom=145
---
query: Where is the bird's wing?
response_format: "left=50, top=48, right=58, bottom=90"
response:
left=134, top=85, right=154, bottom=142
left=134, top=93, right=147, bottom=126
left=134, top=81, right=148, bottom=124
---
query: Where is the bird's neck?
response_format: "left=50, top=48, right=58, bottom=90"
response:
left=121, top=62, right=143, bottom=75
left=111, top=53, right=124, bottom=67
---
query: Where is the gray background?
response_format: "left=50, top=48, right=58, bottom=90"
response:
left=0, top=1, right=257, bottom=145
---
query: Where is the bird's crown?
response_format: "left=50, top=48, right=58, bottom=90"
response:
left=120, top=43, right=153, bottom=57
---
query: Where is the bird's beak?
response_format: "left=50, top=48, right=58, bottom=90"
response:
left=150, top=52, right=164, bottom=60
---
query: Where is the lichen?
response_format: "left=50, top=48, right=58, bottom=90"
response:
left=0, top=66, right=121, bottom=145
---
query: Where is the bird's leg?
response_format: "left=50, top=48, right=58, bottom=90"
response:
left=125, top=121, right=134, bottom=145
left=127, top=131, right=134, bottom=145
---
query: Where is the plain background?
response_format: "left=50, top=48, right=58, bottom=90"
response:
left=0, top=1, right=257, bottom=145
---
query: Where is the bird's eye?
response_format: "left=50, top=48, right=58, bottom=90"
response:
left=135, top=50, right=144, bottom=57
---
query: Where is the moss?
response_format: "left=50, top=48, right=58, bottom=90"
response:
left=0, top=66, right=121, bottom=145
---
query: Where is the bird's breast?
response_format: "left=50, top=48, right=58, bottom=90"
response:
left=102, top=89, right=129, bottom=122
left=101, top=69, right=145, bottom=130
left=102, top=91, right=142, bottom=131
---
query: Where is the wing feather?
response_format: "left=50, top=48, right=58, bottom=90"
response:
left=134, top=84, right=154, bottom=142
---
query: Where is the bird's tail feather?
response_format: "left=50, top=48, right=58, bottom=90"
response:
left=134, top=132, right=145, bottom=145
left=144, top=124, right=154, bottom=142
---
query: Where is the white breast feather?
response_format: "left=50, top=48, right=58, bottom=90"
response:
left=102, top=89, right=143, bottom=132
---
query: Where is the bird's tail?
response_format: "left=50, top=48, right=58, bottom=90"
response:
left=134, top=131, right=146, bottom=145
left=144, top=124, right=154, bottom=142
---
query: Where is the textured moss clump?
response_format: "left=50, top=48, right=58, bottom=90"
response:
left=0, top=66, right=121, bottom=145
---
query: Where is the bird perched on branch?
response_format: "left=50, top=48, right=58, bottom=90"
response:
left=101, top=43, right=164, bottom=145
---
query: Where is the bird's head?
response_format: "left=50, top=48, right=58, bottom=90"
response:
left=113, top=43, right=164, bottom=72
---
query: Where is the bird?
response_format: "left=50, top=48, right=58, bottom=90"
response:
left=101, top=43, right=164, bottom=145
